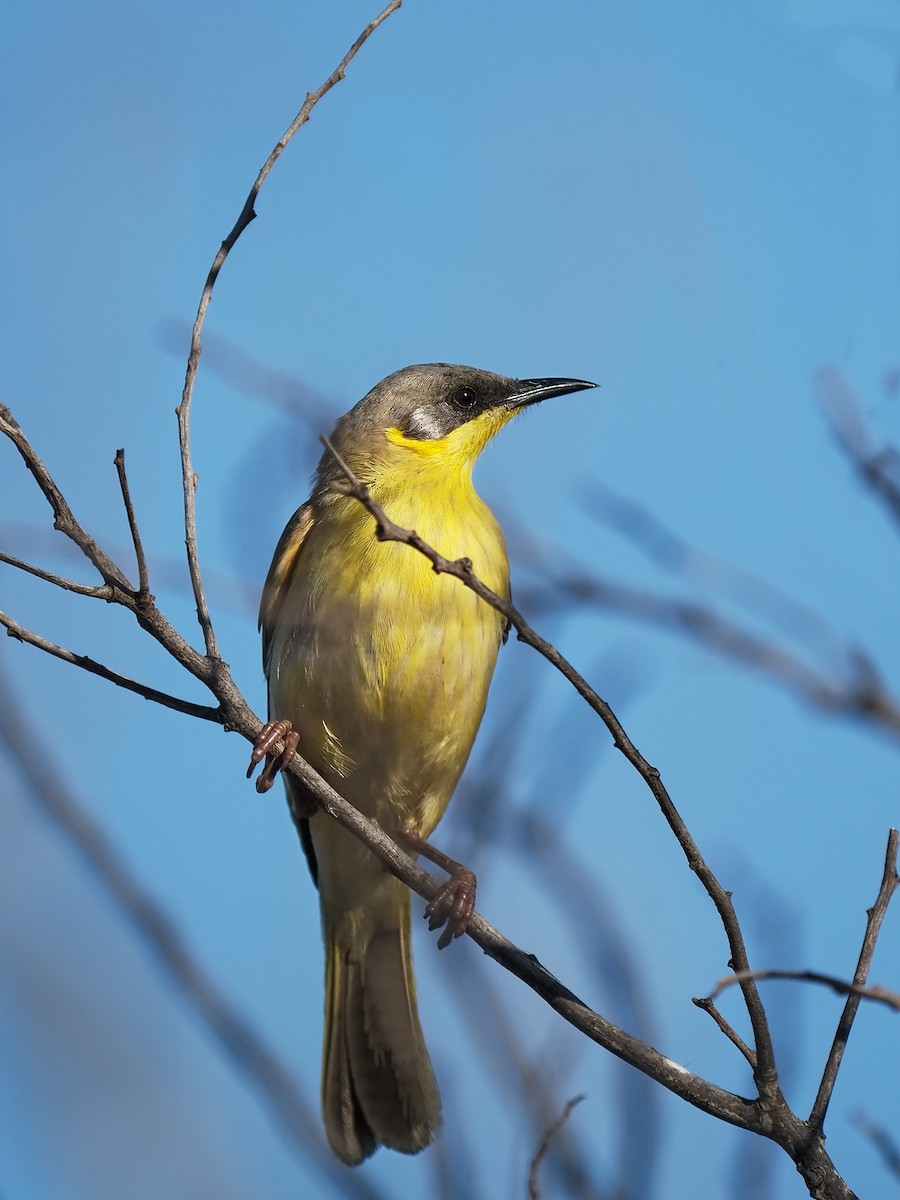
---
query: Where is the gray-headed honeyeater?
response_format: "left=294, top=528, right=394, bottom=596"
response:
left=250, top=364, right=596, bottom=1164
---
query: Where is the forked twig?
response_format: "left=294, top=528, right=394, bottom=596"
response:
left=0, top=403, right=132, bottom=591
left=692, top=996, right=756, bottom=1068
left=527, top=1095, right=586, bottom=1200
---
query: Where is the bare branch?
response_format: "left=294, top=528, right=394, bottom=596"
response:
left=0, top=549, right=114, bottom=599
left=819, top=367, right=900, bottom=531
left=236, top=718, right=758, bottom=1132
left=4, top=412, right=244, bottom=697
left=527, top=1095, right=586, bottom=1200
left=0, top=397, right=800, bottom=1171
left=322, top=435, right=780, bottom=1099
left=1, top=523, right=259, bottom=618
left=706, top=968, right=900, bottom=1013
left=0, top=402, right=133, bottom=591
left=692, top=996, right=757, bottom=1068
left=175, top=0, right=403, bottom=661
left=175, top=394, right=219, bottom=659
left=114, top=447, right=150, bottom=598
left=0, top=26, right=873, bottom=1181
left=0, top=609, right=220, bottom=722
left=1, top=397, right=862, bottom=1193
left=7, top=390, right=865, bottom=1190
left=809, top=828, right=900, bottom=1130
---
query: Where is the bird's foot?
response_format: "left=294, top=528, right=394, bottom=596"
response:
left=247, top=719, right=300, bottom=793
left=424, top=868, right=477, bottom=950
left=399, top=828, right=477, bottom=950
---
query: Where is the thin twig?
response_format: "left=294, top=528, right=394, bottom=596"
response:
left=114, top=448, right=150, bottom=597
left=321, top=434, right=780, bottom=1098
left=527, top=1096, right=586, bottom=1200
left=1, top=525, right=259, bottom=618
left=2, top=401, right=244, bottom=694
left=0, top=550, right=114, bottom=599
left=809, top=829, right=900, bottom=1130
left=692, top=997, right=757, bottom=1068
left=0, top=403, right=133, bottom=591
left=707, top=968, right=900, bottom=1013
left=0, top=610, right=221, bottom=722
left=175, top=0, right=403, bottom=661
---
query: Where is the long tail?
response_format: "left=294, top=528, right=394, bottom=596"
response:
left=321, top=897, right=442, bottom=1165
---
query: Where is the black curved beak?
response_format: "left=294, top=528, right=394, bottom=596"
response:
left=509, top=377, right=598, bottom=409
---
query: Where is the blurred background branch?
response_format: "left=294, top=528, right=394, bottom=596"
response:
left=0, top=658, right=390, bottom=1200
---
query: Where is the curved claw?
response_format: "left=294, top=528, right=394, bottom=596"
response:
left=247, top=719, right=300, bottom=793
left=424, top=867, right=476, bottom=950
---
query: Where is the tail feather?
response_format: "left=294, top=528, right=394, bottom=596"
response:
left=322, top=902, right=441, bottom=1164
left=321, top=945, right=375, bottom=1165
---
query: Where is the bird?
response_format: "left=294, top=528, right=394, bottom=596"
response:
left=249, top=363, right=595, bottom=1165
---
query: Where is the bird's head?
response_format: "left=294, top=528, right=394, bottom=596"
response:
left=318, top=364, right=596, bottom=485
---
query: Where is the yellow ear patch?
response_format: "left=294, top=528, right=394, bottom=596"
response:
left=384, top=427, right=443, bottom=456
left=385, top=406, right=518, bottom=471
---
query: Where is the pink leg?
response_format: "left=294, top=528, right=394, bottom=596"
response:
left=247, top=719, right=301, bottom=794
left=399, top=828, right=477, bottom=950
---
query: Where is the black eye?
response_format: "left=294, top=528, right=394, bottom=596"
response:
left=450, top=385, right=479, bottom=411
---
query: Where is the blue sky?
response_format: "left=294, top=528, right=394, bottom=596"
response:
left=2, top=2, right=900, bottom=1197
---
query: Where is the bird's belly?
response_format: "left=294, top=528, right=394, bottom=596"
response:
left=266, top=493, right=508, bottom=922
left=268, top=550, right=505, bottom=834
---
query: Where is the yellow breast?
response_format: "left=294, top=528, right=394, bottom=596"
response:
left=266, top=453, right=509, bottom=838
